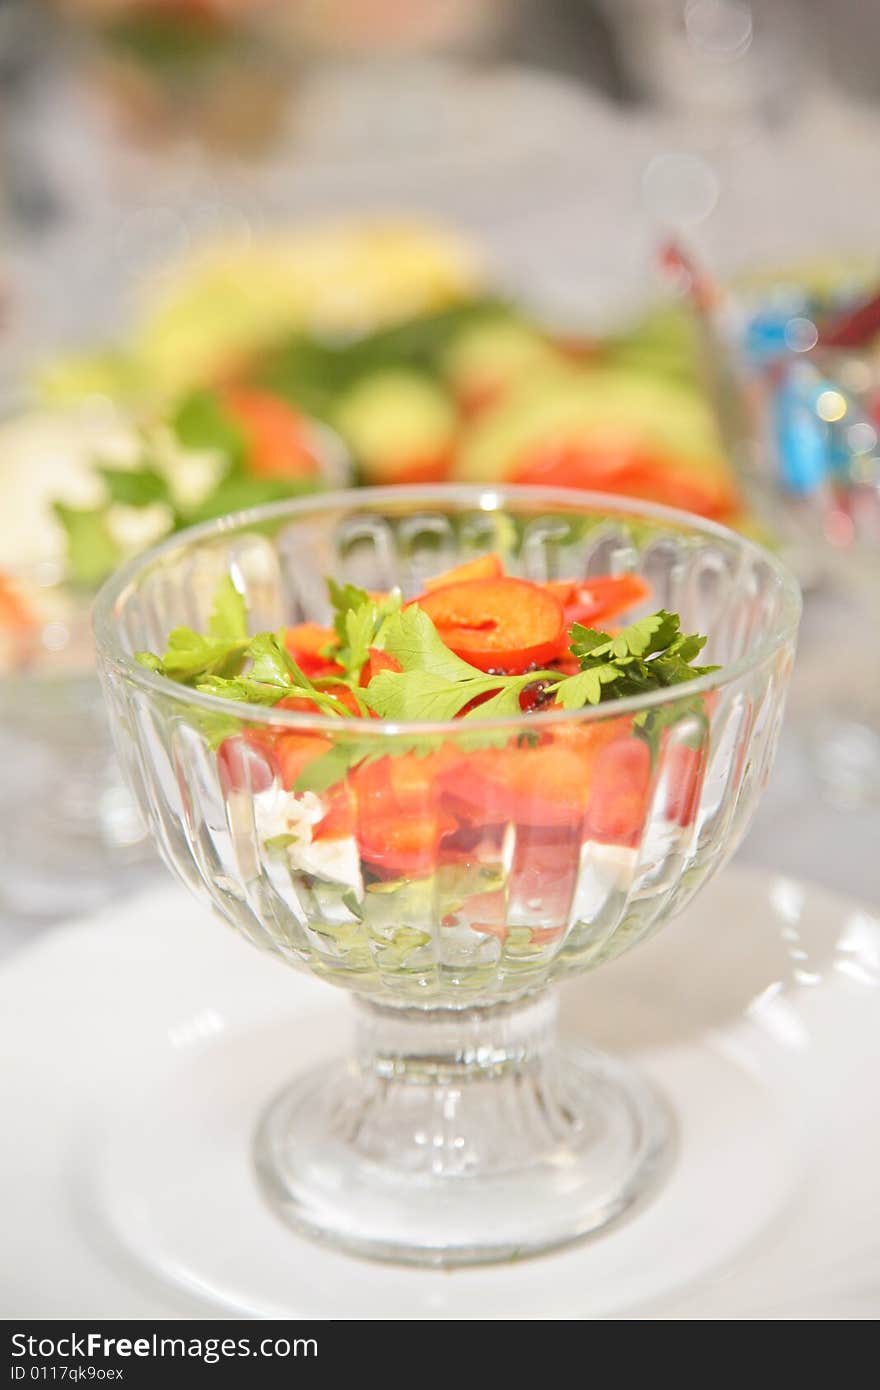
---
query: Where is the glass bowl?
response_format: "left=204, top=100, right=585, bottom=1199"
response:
left=0, top=559, right=151, bottom=921
left=93, top=485, right=800, bottom=1266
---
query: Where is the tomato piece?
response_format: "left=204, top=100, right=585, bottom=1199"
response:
left=283, top=623, right=341, bottom=679
left=352, top=748, right=462, bottom=876
left=358, top=812, right=458, bottom=877
left=365, top=449, right=453, bottom=485
left=220, top=387, right=321, bottom=481
left=0, top=575, right=34, bottom=633
left=217, top=732, right=278, bottom=795
left=353, top=747, right=461, bottom=809
left=416, top=577, right=564, bottom=674
left=313, top=784, right=357, bottom=841
left=274, top=733, right=335, bottom=791
left=424, top=553, right=504, bottom=590
left=664, top=742, right=707, bottom=827
left=515, top=441, right=738, bottom=521
left=584, top=738, right=652, bottom=846
left=441, top=727, right=620, bottom=829
left=360, top=647, right=402, bottom=686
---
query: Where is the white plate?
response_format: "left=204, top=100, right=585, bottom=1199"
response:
left=2, top=865, right=879, bottom=1320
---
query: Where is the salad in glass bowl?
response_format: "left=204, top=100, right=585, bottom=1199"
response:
left=94, top=485, right=799, bottom=1266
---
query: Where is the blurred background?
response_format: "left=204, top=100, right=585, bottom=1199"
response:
left=1, top=0, right=878, bottom=945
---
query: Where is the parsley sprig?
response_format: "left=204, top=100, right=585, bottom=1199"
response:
left=327, top=579, right=401, bottom=683
left=135, top=575, right=368, bottom=718
left=364, top=605, right=717, bottom=722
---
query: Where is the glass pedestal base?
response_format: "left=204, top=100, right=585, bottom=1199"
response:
left=254, top=991, right=672, bottom=1268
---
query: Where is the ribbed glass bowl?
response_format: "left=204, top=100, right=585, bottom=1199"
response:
left=94, top=485, right=800, bottom=1267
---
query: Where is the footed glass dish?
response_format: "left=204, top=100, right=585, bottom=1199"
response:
left=94, top=486, right=800, bottom=1266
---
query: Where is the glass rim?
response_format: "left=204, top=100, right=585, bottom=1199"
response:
left=92, top=483, right=802, bottom=736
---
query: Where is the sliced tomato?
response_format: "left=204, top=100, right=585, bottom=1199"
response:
left=220, top=386, right=321, bottom=481
left=584, top=738, right=652, bottom=846
left=424, top=553, right=504, bottom=590
left=283, top=623, right=341, bottom=679
left=514, top=441, right=738, bottom=521
left=416, top=577, right=564, bottom=673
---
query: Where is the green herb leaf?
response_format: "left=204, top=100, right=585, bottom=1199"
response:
left=558, top=611, right=718, bottom=710
left=195, top=674, right=290, bottom=706
left=134, top=651, right=164, bottom=673
left=634, top=698, right=709, bottom=766
left=327, top=578, right=401, bottom=682
left=380, top=605, right=484, bottom=683
left=158, top=627, right=250, bottom=683
left=246, top=632, right=295, bottom=688
left=207, top=575, right=248, bottom=642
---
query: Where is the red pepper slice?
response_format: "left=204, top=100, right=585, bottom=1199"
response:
left=416, top=577, right=564, bottom=674
left=423, top=553, right=504, bottom=590
left=283, top=623, right=341, bottom=679
left=545, top=573, right=651, bottom=637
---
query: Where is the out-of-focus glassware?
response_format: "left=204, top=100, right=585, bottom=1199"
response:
left=94, top=485, right=799, bottom=1267
left=724, top=267, right=880, bottom=806
left=603, top=0, right=803, bottom=136
left=0, top=560, right=150, bottom=919
left=0, top=400, right=350, bottom=921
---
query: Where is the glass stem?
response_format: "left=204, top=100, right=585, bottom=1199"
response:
left=353, top=990, right=559, bottom=1088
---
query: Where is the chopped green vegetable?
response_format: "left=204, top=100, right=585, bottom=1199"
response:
left=96, top=464, right=171, bottom=508
left=52, top=503, right=122, bottom=588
